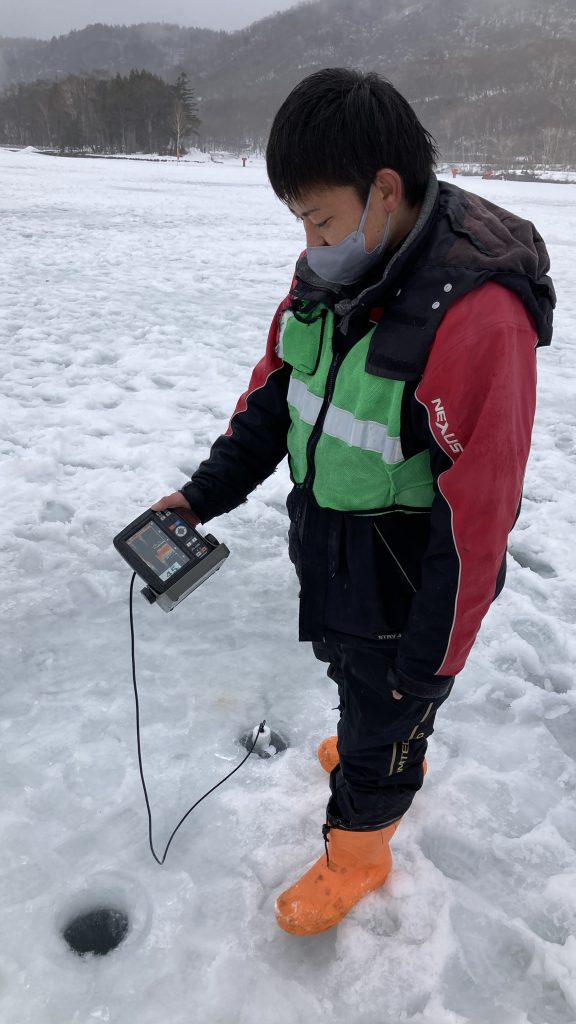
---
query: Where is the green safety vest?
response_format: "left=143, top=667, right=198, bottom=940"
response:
left=278, top=306, right=435, bottom=512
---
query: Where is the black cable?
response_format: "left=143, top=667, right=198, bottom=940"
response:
left=129, top=572, right=266, bottom=865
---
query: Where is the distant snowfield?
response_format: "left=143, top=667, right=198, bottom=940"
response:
left=1, top=148, right=576, bottom=1024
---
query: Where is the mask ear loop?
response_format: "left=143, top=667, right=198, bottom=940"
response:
left=359, top=183, right=393, bottom=255
left=356, top=184, right=374, bottom=237
left=379, top=211, right=393, bottom=251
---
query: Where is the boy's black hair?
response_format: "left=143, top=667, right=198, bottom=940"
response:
left=266, top=68, right=438, bottom=209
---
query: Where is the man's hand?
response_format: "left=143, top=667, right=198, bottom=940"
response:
left=386, top=667, right=404, bottom=700
left=387, top=665, right=455, bottom=702
left=150, top=491, right=201, bottom=527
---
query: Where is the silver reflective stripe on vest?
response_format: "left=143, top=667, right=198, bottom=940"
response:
left=288, top=377, right=404, bottom=464
left=288, top=376, right=324, bottom=424
left=324, top=405, right=404, bottom=464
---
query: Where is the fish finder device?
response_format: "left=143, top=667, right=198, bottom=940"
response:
left=113, top=508, right=269, bottom=866
left=113, top=508, right=229, bottom=612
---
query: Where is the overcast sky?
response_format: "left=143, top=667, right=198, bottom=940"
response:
left=0, top=0, right=299, bottom=39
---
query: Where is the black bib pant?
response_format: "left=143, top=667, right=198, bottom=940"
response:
left=312, top=641, right=450, bottom=829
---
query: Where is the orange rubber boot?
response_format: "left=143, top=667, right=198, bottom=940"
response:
left=275, top=820, right=400, bottom=936
left=317, top=735, right=339, bottom=773
left=317, top=736, right=428, bottom=779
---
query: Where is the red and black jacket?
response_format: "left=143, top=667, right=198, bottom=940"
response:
left=181, top=179, right=555, bottom=699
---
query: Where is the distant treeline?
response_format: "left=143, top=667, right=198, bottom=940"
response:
left=0, top=70, right=200, bottom=155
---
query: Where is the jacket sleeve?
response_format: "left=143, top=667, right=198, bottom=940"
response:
left=180, top=296, right=292, bottom=523
left=394, top=283, right=538, bottom=699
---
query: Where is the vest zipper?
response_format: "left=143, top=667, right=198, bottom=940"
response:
left=303, top=349, right=343, bottom=490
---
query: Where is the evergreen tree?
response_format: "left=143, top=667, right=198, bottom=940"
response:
left=171, top=72, right=200, bottom=156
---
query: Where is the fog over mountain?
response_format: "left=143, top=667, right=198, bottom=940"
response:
left=1, top=0, right=575, bottom=164
left=0, top=0, right=296, bottom=38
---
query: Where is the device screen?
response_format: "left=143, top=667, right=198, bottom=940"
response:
left=127, top=521, right=192, bottom=582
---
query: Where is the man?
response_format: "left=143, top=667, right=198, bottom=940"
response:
left=152, top=69, right=555, bottom=935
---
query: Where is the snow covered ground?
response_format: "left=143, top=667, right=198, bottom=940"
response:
left=1, top=147, right=576, bottom=1024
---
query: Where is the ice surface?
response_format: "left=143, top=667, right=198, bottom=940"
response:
left=1, top=148, right=576, bottom=1023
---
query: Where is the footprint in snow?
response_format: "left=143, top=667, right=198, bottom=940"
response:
left=420, top=829, right=503, bottom=889
left=510, top=616, right=573, bottom=694
left=508, top=544, right=557, bottom=579
left=553, top=423, right=576, bottom=457
left=443, top=903, right=573, bottom=1024
left=544, top=707, right=576, bottom=761
left=40, top=500, right=74, bottom=524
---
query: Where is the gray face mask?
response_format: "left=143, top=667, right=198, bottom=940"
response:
left=306, top=185, right=392, bottom=286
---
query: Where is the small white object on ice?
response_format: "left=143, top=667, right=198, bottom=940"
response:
left=252, top=724, right=272, bottom=749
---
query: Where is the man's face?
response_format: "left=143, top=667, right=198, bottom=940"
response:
left=288, top=183, right=390, bottom=251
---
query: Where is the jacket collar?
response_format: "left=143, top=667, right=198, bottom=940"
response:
left=292, top=173, right=555, bottom=359
left=294, top=173, right=440, bottom=335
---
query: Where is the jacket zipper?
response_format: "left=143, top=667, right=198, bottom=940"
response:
left=303, top=348, right=343, bottom=491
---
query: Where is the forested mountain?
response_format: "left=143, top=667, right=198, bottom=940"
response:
left=0, top=22, right=223, bottom=84
left=1, top=0, right=575, bottom=163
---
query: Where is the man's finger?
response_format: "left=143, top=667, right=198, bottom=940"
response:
left=150, top=493, right=185, bottom=511
left=150, top=494, right=200, bottom=527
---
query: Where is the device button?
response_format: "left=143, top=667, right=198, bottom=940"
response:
left=175, top=526, right=187, bottom=538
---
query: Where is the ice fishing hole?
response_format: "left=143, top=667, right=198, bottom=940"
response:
left=240, top=724, right=289, bottom=759
left=62, top=906, right=130, bottom=957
